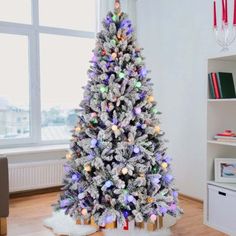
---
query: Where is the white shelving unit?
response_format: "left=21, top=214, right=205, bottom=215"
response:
left=204, top=54, right=236, bottom=235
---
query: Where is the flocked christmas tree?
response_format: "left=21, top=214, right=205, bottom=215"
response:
left=55, top=0, right=182, bottom=228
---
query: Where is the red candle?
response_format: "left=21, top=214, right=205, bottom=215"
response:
left=225, top=0, right=228, bottom=23
left=214, top=0, right=217, bottom=28
left=222, top=0, right=225, bottom=22
left=234, top=0, right=236, bottom=25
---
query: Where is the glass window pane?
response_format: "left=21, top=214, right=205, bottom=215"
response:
left=39, top=0, right=96, bottom=31
left=40, top=34, right=94, bottom=141
left=0, top=0, right=31, bottom=24
left=0, top=33, right=30, bottom=140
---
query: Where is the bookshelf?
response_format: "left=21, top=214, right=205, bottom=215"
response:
left=204, top=54, right=236, bottom=235
left=208, top=98, right=236, bottom=102
left=207, top=140, right=236, bottom=147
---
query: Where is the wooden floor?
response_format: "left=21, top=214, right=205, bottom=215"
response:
left=8, top=192, right=226, bottom=236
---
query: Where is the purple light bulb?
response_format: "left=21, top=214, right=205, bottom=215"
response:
left=164, top=155, right=172, bottom=164
left=164, top=174, right=173, bottom=184
left=127, top=195, right=135, bottom=203
left=92, top=55, right=97, bottom=63
left=159, top=206, right=167, bottom=214
left=134, top=107, right=142, bottom=115
left=139, top=91, right=146, bottom=100
left=104, top=180, right=113, bottom=188
left=173, top=191, right=178, bottom=198
left=72, top=174, right=79, bottom=181
left=169, top=204, right=177, bottom=211
left=112, top=118, right=118, bottom=125
left=151, top=176, right=161, bottom=186
left=91, top=139, right=97, bottom=148
left=156, top=153, right=162, bottom=161
left=105, top=16, right=112, bottom=25
left=140, top=68, right=147, bottom=77
left=133, top=146, right=140, bottom=154
left=60, top=199, right=70, bottom=208
left=105, top=215, right=113, bottom=224
left=64, top=165, right=70, bottom=173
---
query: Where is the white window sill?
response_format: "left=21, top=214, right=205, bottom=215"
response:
left=0, top=144, right=69, bottom=156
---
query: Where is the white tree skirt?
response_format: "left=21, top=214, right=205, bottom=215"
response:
left=43, top=211, right=175, bottom=236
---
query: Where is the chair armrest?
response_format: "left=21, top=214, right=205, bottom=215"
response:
left=0, top=157, right=9, bottom=218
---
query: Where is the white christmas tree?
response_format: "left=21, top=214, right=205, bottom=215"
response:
left=55, top=0, right=182, bottom=228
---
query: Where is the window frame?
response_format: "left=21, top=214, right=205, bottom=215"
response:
left=0, top=0, right=98, bottom=148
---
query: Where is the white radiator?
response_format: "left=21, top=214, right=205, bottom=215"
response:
left=9, top=159, right=66, bottom=193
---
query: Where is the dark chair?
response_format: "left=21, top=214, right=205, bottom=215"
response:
left=0, top=157, right=9, bottom=235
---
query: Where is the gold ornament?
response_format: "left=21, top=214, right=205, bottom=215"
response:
left=161, top=162, right=168, bottom=169
left=75, top=126, right=81, bottom=132
left=154, top=125, right=161, bottom=134
left=66, top=153, right=73, bottom=160
left=147, top=197, right=154, bottom=203
left=84, top=164, right=91, bottom=172
left=122, top=35, right=127, bottom=41
left=111, top=52, right=117, bottom=60
left=147, top=96, right=155, bottom=103
left=139, top=173, right=145, bottom=177
left=112, top=125, right=118, bottom=131
left=121, top=167, right=128, bottom=175
left=81, top=208, right=87, bottom=216
left=127, top=138, right=133, bottom=144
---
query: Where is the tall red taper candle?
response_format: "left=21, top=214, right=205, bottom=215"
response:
left=234, top=0, right=236, bottom=25
left=214, top=0, right=217, bottom=28
left=222, top=0, right=225, bottom=22
left=225, top=0, right=228, bottom=23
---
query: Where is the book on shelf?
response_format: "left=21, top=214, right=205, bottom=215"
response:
left=214, top=137, right=236, bottom=142
left=208, top=74, right=215, bottom=99
left=208, top=72, right=236, bottom=99
left=213, top=130, right=236, bottom=142
left=211, top=73, right=220, bottom=99
left=214, top=130, right=236, bottom=142
left=215, top=139, right=236, bottom=143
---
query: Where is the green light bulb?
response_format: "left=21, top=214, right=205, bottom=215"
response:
left=152, top=107, right=158, bottom=114
left=112, top=15, right=117, bottom=21
left=100, top=86, right=108, bottom=93
left=119, top=72, right=125, bottom=79
left=91, top=118, right=98, bottom=125
left=135, top=81, right=142, bottom=88
left=111, top=39, right=117, bottom=46
left=136, top=57, right=142, bottom=64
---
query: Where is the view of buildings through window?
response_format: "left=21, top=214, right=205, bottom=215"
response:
left=0, top=33, right=30, bottom=139
left=40, top=34, right=94, bottom=141
left=0, top=0, right=96, bottom=143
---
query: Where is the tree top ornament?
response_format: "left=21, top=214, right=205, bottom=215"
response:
left=114, top=0, right=121, bottom=15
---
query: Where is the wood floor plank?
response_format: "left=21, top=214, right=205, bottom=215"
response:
left=8, top=192, right=226, bottom=236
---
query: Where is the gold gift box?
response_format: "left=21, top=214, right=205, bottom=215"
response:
left=105, top=221, right=117, bottom=229
left=135, top=221, right=145, bottom=229
left=90, top=216, right=99, bottom=229
left=147, top=217, right=164, bottom=232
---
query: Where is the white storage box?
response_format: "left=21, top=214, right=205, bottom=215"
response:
left=208, top=184, right=236, bottom=235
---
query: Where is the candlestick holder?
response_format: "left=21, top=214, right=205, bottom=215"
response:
left=214, top=23, right=236, bottom=51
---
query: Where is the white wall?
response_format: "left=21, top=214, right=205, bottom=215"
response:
left=136, top=0, right=236, bottom=200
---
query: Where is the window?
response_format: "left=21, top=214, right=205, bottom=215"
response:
left=40, top=34, right=94, bottom=141
left=0, top=0, right=31, bottom=24
left=0, top=1, right=96, bottom=147
left=0, top=34, right=30, bottom=140
left=39, top=0, right=96, bottom=31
